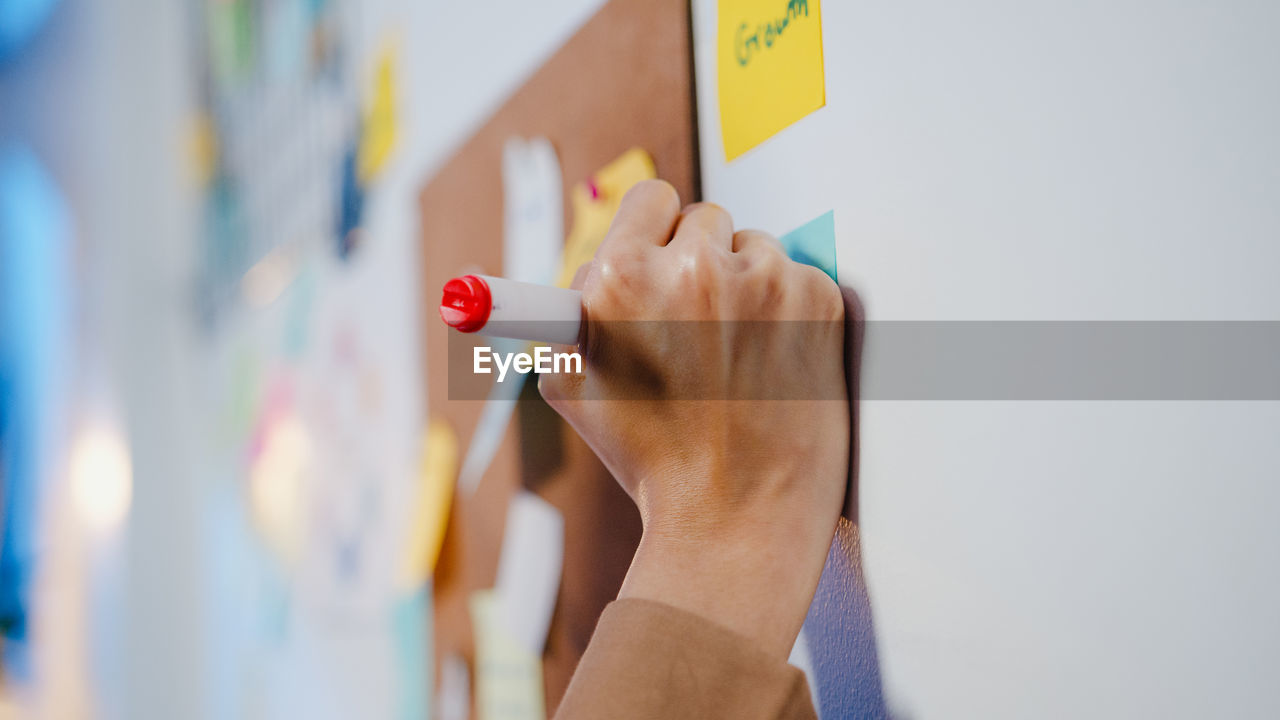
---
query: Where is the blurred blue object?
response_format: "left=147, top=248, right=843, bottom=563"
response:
left=0, top=142, right=72, bottom=679
left=335, top=138, right=364, bottom=260
left=0, top=0, right=61, bottom=62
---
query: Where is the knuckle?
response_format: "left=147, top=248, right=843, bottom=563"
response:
left=749, top=228, right=779, bottom=243
left=736, top=228, right=779, bottom=252
left=823, top=288, right=845, bottom=322
left=584, top=255, right=640, bottom=316
left=801, top=269, right=844, bottom=321
left=566, top=261, right=593, bottom=291
left=743, top=254, right=786, bottom=301
left=751, top=244, right=788, bottom=276
left=678, top=242, right=725, bottom=283
left=596, top=233, right=639, bottom=262
left=699, top=203, right=732, bottom=228
left=685, top=204, right=733, bottom=241
left=628, top=179, right=680, bottom=212
left=757, top=273, right=785, bottom=304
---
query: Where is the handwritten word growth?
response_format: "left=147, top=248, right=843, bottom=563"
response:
left=734, top=0, right=811, bottom=67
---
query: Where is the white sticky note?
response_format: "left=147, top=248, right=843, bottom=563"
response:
left=457, top=361, right=523, bottom=495
left=438, top=651, right=472, bottom=720
left=494, top=491, right=565, bottom=657
left=503, top=136, right=563, bottom=286
left=458, top=138, right=563, bottom=496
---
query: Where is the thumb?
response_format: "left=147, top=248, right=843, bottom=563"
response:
left=540, top=261, right=593, bottom=408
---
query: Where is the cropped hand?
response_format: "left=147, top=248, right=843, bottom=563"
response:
left=539, top=180, right=848, bottom=658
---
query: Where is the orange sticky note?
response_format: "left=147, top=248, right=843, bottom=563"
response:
left=717, top=0, right=826, bottom=161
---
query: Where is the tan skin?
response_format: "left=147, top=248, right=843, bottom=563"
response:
left=540, top=179, right=849, bottom=660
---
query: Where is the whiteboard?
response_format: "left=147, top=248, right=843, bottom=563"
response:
left=693, top=1, right=1280, bottom=717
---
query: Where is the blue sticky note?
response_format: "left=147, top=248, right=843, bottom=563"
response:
left=780, top=210, right=837, bottom=283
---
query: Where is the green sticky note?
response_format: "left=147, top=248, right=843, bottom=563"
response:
left=780, top=210, right=837, bottom=282
left=393, top=589, right=431, bottom=720
left=470, top=590, right=545, bottom=720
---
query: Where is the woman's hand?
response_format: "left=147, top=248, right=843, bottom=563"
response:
left=539, top=180, right=848, bottom=658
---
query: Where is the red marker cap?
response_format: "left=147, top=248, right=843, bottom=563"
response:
left=439, top=274, right=491, bottom=333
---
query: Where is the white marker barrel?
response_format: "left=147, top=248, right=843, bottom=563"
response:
left=439, top=274, right=582, bottom=346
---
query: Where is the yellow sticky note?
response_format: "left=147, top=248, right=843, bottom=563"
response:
left=470, top=590, right=546, bottom=720
left=557, top=147, right=656, bottom=287
left=187, top=111, right=218, bottom=188
left=358, top=45, right=398, bottom=182
left=717, top=0, right=825, bottom=161
left=398, top=420, right=458, bottom=589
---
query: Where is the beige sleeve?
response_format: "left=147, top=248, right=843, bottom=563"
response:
left=554, top=598, right=818, bottom=720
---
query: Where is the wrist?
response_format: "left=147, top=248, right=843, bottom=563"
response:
left=618, top=508, right=836, bottom=659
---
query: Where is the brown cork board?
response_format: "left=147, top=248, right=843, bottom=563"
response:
left=416, top=0, right=699, bottom=713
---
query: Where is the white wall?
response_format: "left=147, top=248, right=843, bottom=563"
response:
left=693, top=1, right=1280, bottom=718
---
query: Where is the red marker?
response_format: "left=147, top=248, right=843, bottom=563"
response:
left=439, top=275, right=582, bottom=346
